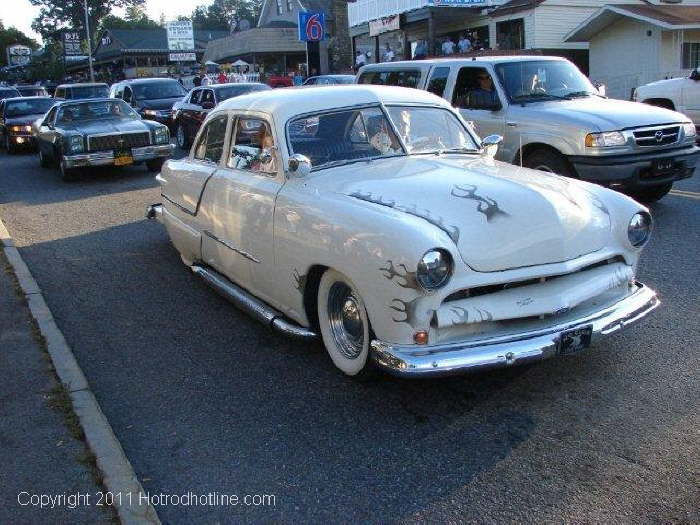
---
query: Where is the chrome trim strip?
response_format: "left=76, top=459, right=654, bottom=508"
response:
left=191, top=264, right=316, bottom=340
left=202, top=230, right=261, bottom=263
left=370, top=283, right=659, bottom=377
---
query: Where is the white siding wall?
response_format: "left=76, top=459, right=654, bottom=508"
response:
left=532, top=6, right=599, bottom=49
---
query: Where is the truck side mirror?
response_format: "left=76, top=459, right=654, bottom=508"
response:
left=481, top=134, right=503, bottom=158
left=288, top=154, right=311, bottom=177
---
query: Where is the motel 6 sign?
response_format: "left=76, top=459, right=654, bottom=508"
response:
left=298, top=11, right=325, bottom=42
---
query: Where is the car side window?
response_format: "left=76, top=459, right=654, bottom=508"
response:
left=193, top=115, right=228, bottom=163
left=201, top=90, right=215, bottom=105
left=357, top=70, right=421, bottom=88
left=123, top=87, right=134, bottom=104
left=189, top=89, right=201, bottom=105
left=228, top=118, right=277, bottom=174
left=427, top=67, right=450, bottom=98
left=348, top=113, right=368, bottom=143
left=113, top=85, right=124, bottom=99
left=452, top=67, right=501, bottom=110
left=55, top=87, right=64, bottom=99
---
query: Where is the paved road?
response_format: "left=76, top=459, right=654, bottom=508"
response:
left=0, top=147, right=698, bottom=523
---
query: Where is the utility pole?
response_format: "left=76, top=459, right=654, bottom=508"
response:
left=83, top=0, right=95, bottom=81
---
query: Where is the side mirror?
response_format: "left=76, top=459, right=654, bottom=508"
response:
left=691, top=68, right=700, bottom=81
left=288, top=153, right=311, bottom=177
left=593, top=82, right=606, bottom=96
left=201, top=101, right=215, bottom=110
left=481, top=134, right=503, bottom=158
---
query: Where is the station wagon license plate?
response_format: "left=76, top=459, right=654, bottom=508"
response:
left=558, top=326, right=592, bottom=355
left=114, top=151, right=133, bottom=166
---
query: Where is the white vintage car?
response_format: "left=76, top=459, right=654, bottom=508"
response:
left=147, top=85, right=659, bottom=378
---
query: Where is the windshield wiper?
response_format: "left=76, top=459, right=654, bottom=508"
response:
left=513, top=92, right=570, bottom=103
left=563, top=90, right=596, bottom=98
left=438, top=147, right=480, bottom=155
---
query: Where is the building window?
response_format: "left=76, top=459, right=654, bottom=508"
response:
left=286, top=0, right=293, bottom=11
left=682, top=43, right=700, bottom=69
left=276, top=0, right=282, bottom=15
left=496, top=19, right=524, bottom=50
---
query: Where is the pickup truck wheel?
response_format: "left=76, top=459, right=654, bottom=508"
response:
left=524, top=149, right=575, bottom=178
left=629, top=182, right=673, bottom=203
left=317, top=269, right=376, bottom=378
left=175, top=123, right=189, bottom=149
left=146, top=158, right=165, bottom=173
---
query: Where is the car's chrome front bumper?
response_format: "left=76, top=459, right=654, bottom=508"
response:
left=371, top=282, right=659, bottom=377
left=63, top=144, right=174, bottom=168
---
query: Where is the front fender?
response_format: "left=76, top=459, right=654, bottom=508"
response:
left=274, top=182, right=457, bottom=345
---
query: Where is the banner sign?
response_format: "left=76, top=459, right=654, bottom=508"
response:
left=6, top=44, right=32, bottom=66
left=169, top=52, right=197, bottom=62
left=62, top=31, right=82, bottom=57
left=429, top=0, right=486, bottom=5
left=369, top=15, right=400, bottom=37
left=166, top=21, right=195, bottom=51
left=298, top=11, right=325, bottom=42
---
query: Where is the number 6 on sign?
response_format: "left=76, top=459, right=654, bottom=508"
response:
left=298, top=11, right=325, bottom=42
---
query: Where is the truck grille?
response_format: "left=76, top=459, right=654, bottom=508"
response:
left=87, top=132, right=151, bottom=152
left=633, top=126, right=679, bottom=147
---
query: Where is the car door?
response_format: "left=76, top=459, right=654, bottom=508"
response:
left=36, top=106, right=59, bottom=158
left=448, top=66, right=507, bottom=153
left=200, top=114, right=283, bottom=303
left=181, top=88, right=201, bottom=138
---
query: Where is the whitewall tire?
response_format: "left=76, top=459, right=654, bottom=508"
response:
left=317, top=269, right=374, bottom=377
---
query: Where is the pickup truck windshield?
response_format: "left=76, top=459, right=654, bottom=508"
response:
left=133, top=82, right=187, bottom=101
left=495, top=60, right=597, bottom=102
left=288, top=105, right=477, bottom=170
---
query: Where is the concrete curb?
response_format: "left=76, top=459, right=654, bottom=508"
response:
left=1, top=217, right=160, bottom=525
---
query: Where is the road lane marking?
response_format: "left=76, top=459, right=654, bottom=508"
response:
left=669, top=190, right=700, bottom=200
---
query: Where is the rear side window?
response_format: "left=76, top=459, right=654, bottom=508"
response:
left=189, top=90, right=201, bottom=104
left=194, top=115, right=228, bottom=163
left=357, top=70, right=421, bottom=88
left=55, top=87, right=65, bottom=99
left=427, top=67, right=450, bottom=98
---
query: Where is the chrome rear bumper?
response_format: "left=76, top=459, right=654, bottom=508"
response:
left=371, top=283, right=659, bottom=377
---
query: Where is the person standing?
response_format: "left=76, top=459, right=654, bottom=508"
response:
left=217, top=71, right=227, bottom=84
left=458, top=34, right=471, bottom=54
left=413, top=40, right=428, bottom=60
left=193, top=73, right=202, bottom=87
left=382, top=43, right=395, bottom=62
left=355, top=51, right=367, bottom=71
left=441, top=37, right=455, bottom=56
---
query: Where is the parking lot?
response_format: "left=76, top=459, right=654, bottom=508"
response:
left=0, top=147, right=698, bottom=522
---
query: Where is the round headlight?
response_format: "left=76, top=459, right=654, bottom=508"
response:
left=416, top=249, right=453, bottom=291
left=628, top=212, right=652, bottom=247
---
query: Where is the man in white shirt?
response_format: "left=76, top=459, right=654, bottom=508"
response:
left=355, top=51, right=367, bottom=71
left=441, top=38, right=455, bottom=56
left=382, top=43, right=395, bottom=62
left=458, top=34, right=471, bottom=54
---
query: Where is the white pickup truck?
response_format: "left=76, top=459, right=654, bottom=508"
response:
left=358, top=56, right=699, bottom=202
left=633, top=69, right=700, bottom=133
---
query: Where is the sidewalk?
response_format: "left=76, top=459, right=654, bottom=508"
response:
left=0, top=250, right=115, bottom=524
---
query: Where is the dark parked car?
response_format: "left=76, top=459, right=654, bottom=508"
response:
left=54, top=83, right=110, bottom=100
left=0, top=87, right=21, bottom=100
left=0, top=96, right=55, bottom=153
left=109, top=78, right=188, bottom=125
left=171, top=82, right=271, bottom=149
left=303, top=75, right=355, bottom=86
left=33, top=98, right=173, bottom=180
left=16, top=85, right=49, bottom=97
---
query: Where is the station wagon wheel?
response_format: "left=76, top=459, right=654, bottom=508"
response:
left=317, top=269, right=375, bottom=377
left=523, top=148, right=574, bottom=178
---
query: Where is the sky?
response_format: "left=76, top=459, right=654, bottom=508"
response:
left=1, top=0, right=214, bottom=43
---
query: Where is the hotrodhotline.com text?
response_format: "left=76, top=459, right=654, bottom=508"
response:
left=17, top=491, right=276, bottom=509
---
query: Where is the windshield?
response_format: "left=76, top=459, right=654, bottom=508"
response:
left=19, top=88, right=47, bottom=96
left=56, top=100, right=140, bottom=124
left=0, top=89, right=20, bottom=99
left=5, top=98, right=54, bottom=117
left=287, top=105, right=477, bottom=170
left=216, top=84, right=270, bottom=100
left=495, top=60, right=597, bottom=102
left=133, top=81, right=187, bottom=100
left=67, top=85, right=109, bottom=99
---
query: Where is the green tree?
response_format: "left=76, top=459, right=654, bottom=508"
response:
left=0, top=21, right=40, bottom=67
left=190, top=0, right=263, bottom=31
left=98, top=13, right=161, bottom=32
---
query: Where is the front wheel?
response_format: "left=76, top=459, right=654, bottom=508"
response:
left=523, top=148, right=575, bottom=178
left=175, top=123, right=189, bottom=150
left=59, top=159, right=76, bottom=181
left=628, top=182, right=673, bottom=203
left=146, top=158, right=165, bottom=173
left=317, top=269, right=376, bottom=378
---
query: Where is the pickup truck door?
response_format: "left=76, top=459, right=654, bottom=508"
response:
left=200, top=115, right=283, bottom=303
left=447, top=65, right=508, bottom=157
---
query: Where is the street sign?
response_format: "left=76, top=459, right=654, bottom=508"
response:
left=298, top=11, right=325, bottom=42
left=6, top=44, right=32, bottom=66
left=62, top=31, right=82, bottom=57
left=166, top=21, right=195, bottom=51
left=169, top=52, right=197, bottom=62
left=369, top=15, right=400, bottom=37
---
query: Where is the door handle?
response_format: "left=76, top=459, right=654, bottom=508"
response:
left=506, top=121, right=518, bottom=127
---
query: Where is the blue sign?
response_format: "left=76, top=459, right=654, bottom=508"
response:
left=298, top=11, right=325, bottom=42
left=429, top=0, right=486, bottom=6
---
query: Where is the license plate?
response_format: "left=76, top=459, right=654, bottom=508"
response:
left=558, top=326, right=592, bottom=355
left=114, top=152, right=133, bottom=166
left=653, top=159, right=675, bottom=173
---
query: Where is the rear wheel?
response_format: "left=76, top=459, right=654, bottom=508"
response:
left=146, top=158, right=165, bottom=173
left=523, top=148, right=575, bottom=178
left=317, top=269, right=376, bottom=378
left=175, top=123, right=189, bottom=150
left=628, top=182, right=673, bottom=203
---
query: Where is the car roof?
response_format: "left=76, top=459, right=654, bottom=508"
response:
left=4, top=96, right=53, bottom=101
left=55, top=97, right=121, bottom=107
left=0, top=87, right=20, bottom=91
left=214, top=84, right=451, bottom=123
left=360, top=55, right=567, bottom=69
left=56, top=83, right=109, bottom=88
left=211, top=82, right=268, bottom=89
left=116, top=77, right=179, bottom=84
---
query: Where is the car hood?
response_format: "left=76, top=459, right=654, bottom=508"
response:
left=533, top=97, right=686, bottom=130
left=59, top=118, right=150, bottom=135
left=5, top=114, right=45, bottom=125
left=138, top=98, right=181, bottom=110
left=312, top=155, right=611, bottom=272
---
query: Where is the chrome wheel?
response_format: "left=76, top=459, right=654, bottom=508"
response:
left=176, top=124, right=186, bottom=149
left=533, top=164, right=555, bottom=173
left=327, top=282, right=364, bottom=359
